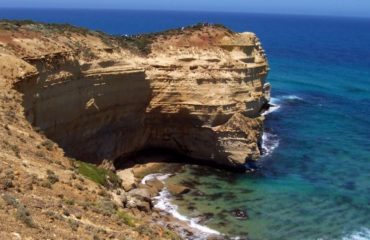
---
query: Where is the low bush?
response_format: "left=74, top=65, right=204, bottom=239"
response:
left=76, top=161, right=121, bottom=188
left=116, top=210, right=135, bottom=227
left=163, top=229, right=182, bottom=240
left=1, top=193, right=18, bottom=206
left=68, top=219, right=79, bottom=231
left=135, top=225, right=155, bottom=237
left=16, top=204, right=36, bottom=228
left=97, top=199, right=117, bottom=216
left=46, top=170, right=59, bottom=184
left=41, top=139, right=55, bottom=151
left=9, top=144, right=21, bottom=158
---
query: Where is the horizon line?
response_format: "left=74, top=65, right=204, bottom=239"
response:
left=1, top=7, right=370, bottom=20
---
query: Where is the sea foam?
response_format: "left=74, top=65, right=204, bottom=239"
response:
left=143, top=173, right=221, bottom=239
left=280, top=95, right=303, bottom=101
left=342, top=228, right=370, bottom=240
left=262, top=132, right=280, bottom=157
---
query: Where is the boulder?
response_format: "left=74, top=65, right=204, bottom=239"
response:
left=136, top=201, right=151, bottom=212
left=112, top=191, right=127, bottom=207
left=125, top=195, right=138, bottom=209
left=117, top=169, right=136, bottom=191
left=125, top=194, right=152, bottom=212
left=127, top=188, right=151, bottom=202
left=146, top=178, right=164, bottom=192
left=167, top=183, right=191, bottom=196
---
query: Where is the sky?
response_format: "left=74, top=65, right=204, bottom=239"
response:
left=1, top=0, right=370, bottom=18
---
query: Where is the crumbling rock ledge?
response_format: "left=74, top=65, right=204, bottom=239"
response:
left=1, top=21, right=270, bottom=169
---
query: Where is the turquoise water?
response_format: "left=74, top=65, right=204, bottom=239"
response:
left=2, top=9, right=370, bottom=239
left=168, top=25, right=370, bottom=238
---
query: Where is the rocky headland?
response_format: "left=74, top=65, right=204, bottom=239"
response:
left=0, top=20, right=269, bottom=239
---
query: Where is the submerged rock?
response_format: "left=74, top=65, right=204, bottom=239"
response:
left=231, top=208, right=249, bottom=220
left=167, top=183, right=191, bottom=196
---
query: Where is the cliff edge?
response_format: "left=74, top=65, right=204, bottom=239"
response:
left=1, top=21, right=270, bottom=169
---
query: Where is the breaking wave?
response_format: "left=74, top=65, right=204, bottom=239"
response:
left=280, top=95, right=303, bottom=101
left=144, top=174, right=221, bottom=239
left=341, top=228, right=370, bottom=240
left=264, top=95, right=304, bottom=116
left=262, top=132, right=280, bottom=157
left=261, top=94, right=303, bottom=156
left=262, top=97, right=281, bottom=116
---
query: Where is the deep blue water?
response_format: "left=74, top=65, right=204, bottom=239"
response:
left=1, top=9, right=370, bottom=240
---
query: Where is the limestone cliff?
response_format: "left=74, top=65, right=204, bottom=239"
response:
left=1, top=21, right=270, bottom=169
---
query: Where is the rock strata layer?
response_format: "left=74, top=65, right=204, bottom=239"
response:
left=1, top=22, right=270, bottom=169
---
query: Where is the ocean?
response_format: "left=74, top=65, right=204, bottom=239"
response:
left=1, top=9, right=370, bottom=240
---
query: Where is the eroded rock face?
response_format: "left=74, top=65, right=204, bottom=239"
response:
left=1, top=22, right=269, bottom=169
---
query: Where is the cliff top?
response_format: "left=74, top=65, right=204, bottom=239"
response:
left=0, top=20, right=254, bottom=57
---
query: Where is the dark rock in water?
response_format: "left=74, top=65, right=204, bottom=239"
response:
left=231, top=208, right=248, bottom=220
left=203, top=182, right=222, bottom=189
left=205, top=212, right=214, bottom=217
left=245, top=161, right=258, bottom=172
left=187, top=205, right=196, bottom=211
left=342, top=181, right=356, bottom=191
left=175, top=195, right=184, bottom=201
left=167, top=183, right=191, bottom=196
left=223, top=192, right=237, bottom=201
left=240, top=188, right=254, bottom=194
left=180, top=179, right=200, bottom=188
left=216, top=211, right=227, bottom=219
left=208, top=235, right=247, bottom=240
left=207, top=236, right=228, bottom=240
left=191, top=190, right=206, bottom=197
left=196, top=212, right=214, bottom=224
left=208, top=192, right=224, bottom=201
left=216, top=221, right=227, bottom=227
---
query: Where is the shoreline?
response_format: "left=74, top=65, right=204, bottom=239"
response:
left=117, top=161, right=227, bottom=239
left=121, top=161, right=246, bottom=240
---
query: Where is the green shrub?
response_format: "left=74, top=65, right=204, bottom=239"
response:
left=163, top=229, right=182, bottom=240
left=76, top=161, right=121, bottom=188
left=116, top=210, right=135, bottom=227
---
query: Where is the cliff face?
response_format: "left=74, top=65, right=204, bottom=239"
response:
left=1, top=22, right=270, bottom=169
left=145, top=29, right=270, bottom=167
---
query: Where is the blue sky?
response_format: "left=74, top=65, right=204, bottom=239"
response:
left=1, top=0, right=370, bottom=18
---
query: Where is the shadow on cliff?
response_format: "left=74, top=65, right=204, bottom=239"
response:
left=115, top=107, right=247, bottom=172
left=14, top=55, right=153, bottom=166
left=114, top=148, right=247, bottom=173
